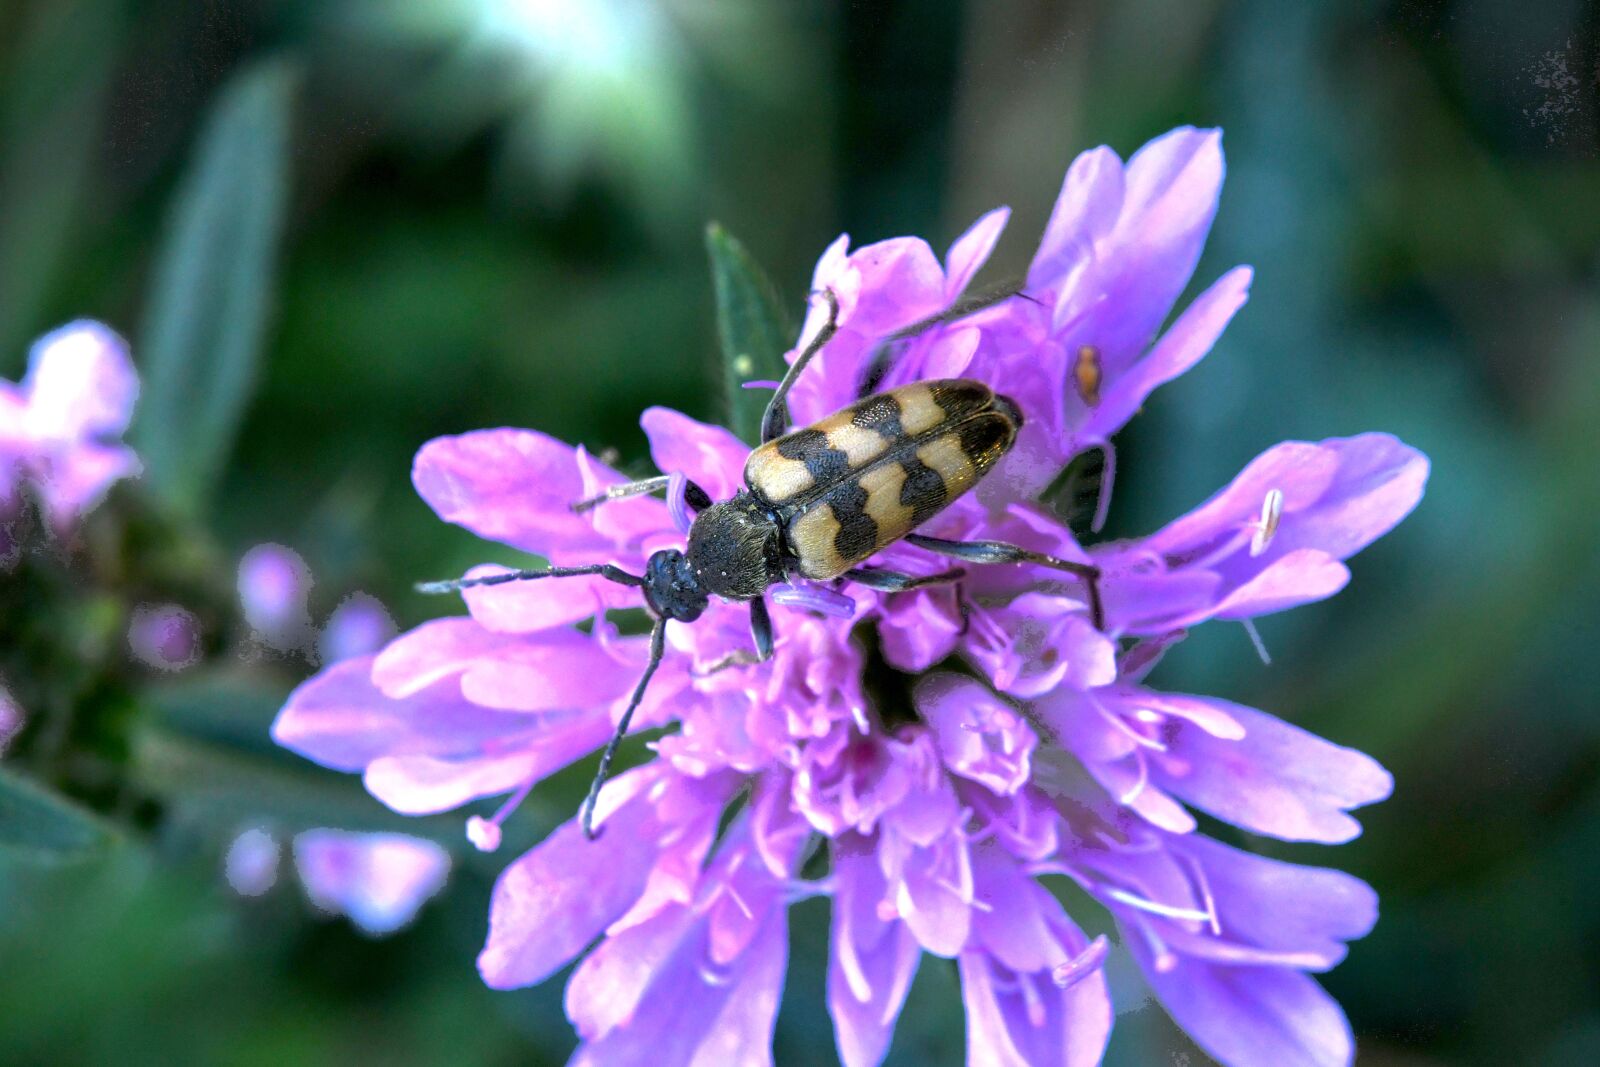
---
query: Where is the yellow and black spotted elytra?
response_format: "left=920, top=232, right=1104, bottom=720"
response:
left=742, top=380, right=1021, bottom=581
left=419, top=289, right=1103, bottom=840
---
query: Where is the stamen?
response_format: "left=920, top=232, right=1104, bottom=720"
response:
left=1102, top=886, right=1213, bottom=924
left=936, top=876, right=992, bottom=912
left=1073, top=345, right=1103, bottom=407
left=1181, top=852, right=1223, bottom=936
left=1051, top=934, right=1110, bottom=989
left=849, top=702, right=872, bottom=735
left=1018, top=969, right=1047, bottom=1027
left=1241, top=618, right=1272, bottom=665
left=1139, top=921, right=1180, bottom=974
left=666, top=472, right=692, bottom=535
left=698, top=959, right=734, bottom=987
left=1090, top=694, right=1168, bottom=752
left=1249, top=488, right=1284, bottom=557
left=1090, top=438, right=1116, bottom=534
left=465, top=778, right=538, bottom=852
left=724, top=884, right=754, bottom=921
left=1118, top=750, right=1150, bottom=805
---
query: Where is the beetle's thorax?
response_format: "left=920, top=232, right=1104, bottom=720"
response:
left=685, top=492, right=785, bottom=600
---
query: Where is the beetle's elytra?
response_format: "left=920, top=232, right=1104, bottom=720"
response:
left=719, top=379, right=1020, bottom=586
left=419, top=288, right=1103, bottom=839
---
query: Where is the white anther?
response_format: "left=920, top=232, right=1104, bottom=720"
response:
left=1249, top=488, right=1284, bottom=557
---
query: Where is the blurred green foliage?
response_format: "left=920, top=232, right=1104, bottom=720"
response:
left=1, top=1, right=1598, bottom=1064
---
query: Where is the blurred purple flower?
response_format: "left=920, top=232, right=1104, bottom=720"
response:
left=128, top=603, right=201, bottom=672
left=238, top=543, right=315, bottom=652
left=293, top=828, right=451, bottom=935
left=0, top=683, right=23, bottom=756
left=274, top=127, right=1426, bottom=1066
left=224, top=826, right=281, bottom=897
left=0, top=321, right=140, bottom=541
left=320, top=592, right=398, bottom=663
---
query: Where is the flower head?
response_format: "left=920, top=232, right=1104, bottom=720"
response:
left=0, top=321, right=140, bottom=543
left=274, top=127, right=1426, bottom=1066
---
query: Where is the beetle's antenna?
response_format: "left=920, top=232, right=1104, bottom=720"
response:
left=580, top=615, right=669, bottom=840
left=415, top=563, right=645, bottom=595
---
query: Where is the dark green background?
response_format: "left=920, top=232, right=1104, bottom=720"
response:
left=2, top=1, right=1597, bottom=1064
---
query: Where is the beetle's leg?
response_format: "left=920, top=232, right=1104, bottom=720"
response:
left=769, top=582, right=858, bottom=618
left=760, top=288, right=841, bottom=444
left=695, top=597, right=775, bottom=675
left=905, top=533, right=1104, bottom=630
left=844, top=566, right=966, bottom=592
left=415, top=562, right=644, bottom=596
left=580, top=616, right=669, bottom=839
left=572, top=475, right=712, bottom=516
left=856, top=280, right=1034, bottom=398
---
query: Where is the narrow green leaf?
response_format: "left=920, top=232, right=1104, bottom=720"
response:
left=132, top=60, right=297, bottom=515
left=0, top=767, right=115, bottom=861
left=706, top=222, right=792, bottom=444
left=0, top=0, right=122, bottom=363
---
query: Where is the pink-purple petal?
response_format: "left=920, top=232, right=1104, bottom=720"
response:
left=944, top=207, right=1011, bottom=299
left=1153, top=701, right=1393, bottom=843
left=641, top=407, right=749, bottom=500
left=1080, top=265, right=1253, bottom=443
left=271, top=657, right=532, bottom=773
left=958, top=906, right=1112, bottom=1067
left=478, top=765, right=711, bottom=989
left=412, top=429, right=667, bottom=559
left=827, top=836, right=922, bottom=1067
left=1131, top=947, right=1356, bottom=1067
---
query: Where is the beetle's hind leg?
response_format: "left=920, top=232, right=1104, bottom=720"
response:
left=845, top=566, right=966, bottom=592
left=695, top=597, right=774, bottom=675
left=760, top=288, right=841, bottom=444
left=905, top=533, right=1104, bottom=630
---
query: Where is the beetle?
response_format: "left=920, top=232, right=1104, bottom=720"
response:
left=420, top=289, right=1103, bottom=838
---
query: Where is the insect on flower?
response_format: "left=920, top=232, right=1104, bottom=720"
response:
left=418, top=289, right=1105, bottom=839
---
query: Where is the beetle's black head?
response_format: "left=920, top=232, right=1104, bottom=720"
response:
left=685, top=493, right=784, bottom=600
left=643, top=548, right=710, bottom=622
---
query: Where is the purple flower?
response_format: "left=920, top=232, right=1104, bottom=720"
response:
left=224, top=826, right=281, bottom=897
left=128, top=603, right=201, bottom=672
left=0, top=683, right=23, bottom=757
left=0, top=321, right=140, bottom=541
left=319, top=593, right=398, bottom=664
left=238, top=543, right=316, bottom=653
left=274, top=127, right=1425, bottom=1066
left=292, top=828, right=451, bottom=935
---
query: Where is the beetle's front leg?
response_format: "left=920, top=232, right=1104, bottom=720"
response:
left=695, top=597, right=774, bottom=675
left=760, top=288, right=841, bottom=444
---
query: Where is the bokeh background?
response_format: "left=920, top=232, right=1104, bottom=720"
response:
left=2, top=1, right=1598, bottom=1064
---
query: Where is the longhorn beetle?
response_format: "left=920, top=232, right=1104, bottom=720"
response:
left=419, top=288, right=1104, bottom=839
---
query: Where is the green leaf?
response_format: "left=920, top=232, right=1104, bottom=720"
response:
left=0, top=0, right=123, bottom=364
left=0, top=767, right=115, bottom=861
left=132, top=60, right=297, bottom=516
left=706, top=222, right=792, bottom=444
